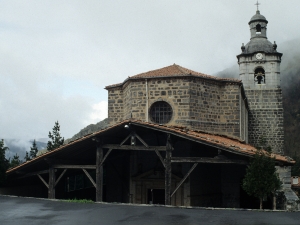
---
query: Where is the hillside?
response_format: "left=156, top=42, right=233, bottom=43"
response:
left=64, top=118, right=109, bottom=144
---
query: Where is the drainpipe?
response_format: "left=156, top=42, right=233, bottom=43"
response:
left=239, top=85, right=242, bottom=140
left=146, top=79, right=149, bottom=122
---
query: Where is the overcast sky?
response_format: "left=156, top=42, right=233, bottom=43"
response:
left=0, top=0, right=299, bottom=142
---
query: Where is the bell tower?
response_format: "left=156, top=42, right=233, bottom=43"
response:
left=237, top=7, right=284, bottom=154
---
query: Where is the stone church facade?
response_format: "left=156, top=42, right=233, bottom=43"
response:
left=106, top=9, right=283, bottom=154
left=2, top=9, right=298, bottom=210
left=104, top=9, right=297, bottom=207
left=106, top=66, right=249, bottom=143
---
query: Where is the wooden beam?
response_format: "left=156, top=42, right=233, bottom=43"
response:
left=15, top=169, right=56, bottom=179
left=135, top=133, right=149, bottom=147
left=53, top=165, right=96, bottom=169
left=96, top=145, right=103, bottom=202
left=130, top=122, right=254, bottom=158
left=120, top=134, right=131, bottom=146
left=155, top=150, right=165, bottom=168
left=171, top=157, right=247, bottom=164
left=48, top=167, right=55, bottom=199
left=44, top=158, right=83, bottom=165
left=171, top=163, right=198, bottom=197
left=165, top=134, right=172, bottom=205
left=100, top=148, right=112, bottom=167
left=37, top=174, right=49, bottom=188
left=82, top=169, right=96, bottom=188
left=55, top=169, right=67, bottom=187
left=102, top=144, right=166, bottom=151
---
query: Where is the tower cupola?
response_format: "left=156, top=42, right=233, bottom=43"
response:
left=249, top=10, right=268, bottom=39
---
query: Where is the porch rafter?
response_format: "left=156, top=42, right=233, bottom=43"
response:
left=171, top=157, right=247, bottom=164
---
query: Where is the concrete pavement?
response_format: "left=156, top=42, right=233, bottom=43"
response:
left=1, top=195, right=300, bottom=225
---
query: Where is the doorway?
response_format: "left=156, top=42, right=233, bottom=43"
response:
left=147, top=189, right=165, bottom=205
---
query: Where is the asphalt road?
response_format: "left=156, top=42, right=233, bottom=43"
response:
left=1, top=195, right=300, bottom=225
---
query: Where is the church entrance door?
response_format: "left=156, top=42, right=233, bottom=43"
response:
left=147, top=189, right=165, bottom=205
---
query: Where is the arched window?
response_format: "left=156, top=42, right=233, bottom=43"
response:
left=256, top=24, right=261, bottom=34
left=150, top=101, right=173, bottom=124
left=254, top=67, right=265, bottom=84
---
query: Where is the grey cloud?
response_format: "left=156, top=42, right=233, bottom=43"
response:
left=0, top=0, right=300, bottom=142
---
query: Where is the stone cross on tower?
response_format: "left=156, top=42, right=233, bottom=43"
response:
left=255, top=1, right=260, bottom=11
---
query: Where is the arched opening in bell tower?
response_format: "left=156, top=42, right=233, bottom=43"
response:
left=255, top=24, right=262, bottom=34
left=254, top=67, right=265, bottom=84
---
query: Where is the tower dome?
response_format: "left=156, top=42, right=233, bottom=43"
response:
left=237, top=9, right=281, bottom=55
left=244, top=37, right=274, bottom=54
left=249, top=10, right=268, bottom=25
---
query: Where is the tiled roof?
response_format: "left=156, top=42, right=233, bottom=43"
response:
left=129, top=120, right=293, bottom=164
left=6, top=119, right=293, bottom=174
left=105, top=64, right=241, bottom=89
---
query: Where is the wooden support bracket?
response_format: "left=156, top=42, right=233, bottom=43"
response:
left=37, top=174, right=49, bottom=188
left=55, top=169, right=67, bottom=187
left=135, top=133, right=149, bottom=147
left=82, top=169, right=96, bottom=188
left=120, top=134, right=131, bottom=146
left=171, top=163, right=198, bottom=197
left=155, top=150, right=165, bottom=168
left=100, top=148, right=112, bottom=167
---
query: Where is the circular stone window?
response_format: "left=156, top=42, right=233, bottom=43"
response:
left=149, top=101, right=173, bottom=124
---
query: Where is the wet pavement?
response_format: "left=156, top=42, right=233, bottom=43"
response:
left=1, top=195, right=300, bottom=225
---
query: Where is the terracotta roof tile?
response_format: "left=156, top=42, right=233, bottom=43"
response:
left=6, top=119, right=293, bottom=174
left=105, top=64, right=241, bottom=89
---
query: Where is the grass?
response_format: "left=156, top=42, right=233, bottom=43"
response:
left=63, top=198, right=94, bottom=203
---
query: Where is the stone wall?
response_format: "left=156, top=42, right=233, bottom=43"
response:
left=107, top=88, right=124, bottom=124
left=107, top=77, right=246, bottom=139
left=187, top=80, right=241, bottom=138
left=246, top=87, right=284, bottom=154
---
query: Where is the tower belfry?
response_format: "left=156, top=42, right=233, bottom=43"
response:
left=237, top=8, right=284, bottom=154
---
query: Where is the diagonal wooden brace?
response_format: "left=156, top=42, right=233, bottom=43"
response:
left=82, top=169, right=96, bottom=188
left=171, top=163, right=198, bottom=197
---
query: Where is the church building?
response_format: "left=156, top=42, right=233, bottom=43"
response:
left=2, top=8, right=298, bottom=210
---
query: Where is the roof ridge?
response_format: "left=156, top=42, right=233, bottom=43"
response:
left=174, top=64, right=190, bottom=75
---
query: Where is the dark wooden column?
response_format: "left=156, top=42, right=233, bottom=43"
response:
left=48, top=166, right=55, bottom=199
left=96, top=144, right=103, bottom=202
left=165, top=134, right=172, bottom=205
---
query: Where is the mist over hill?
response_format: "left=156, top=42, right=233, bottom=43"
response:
left=215, top=38, right=300, bottom=156
left=4, top=139, right=47, bottom=160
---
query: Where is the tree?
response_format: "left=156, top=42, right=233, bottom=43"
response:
left=0, top=139, right=9, bottom=186
left=47, top=121, right=64, bottom=151
left=242, top=148, right=282, bottom=209
left=9, top=153, right=21, bottom=168
left=30, top=139, right=38, bottom=158
left=24, top=151, right=31, bottom=162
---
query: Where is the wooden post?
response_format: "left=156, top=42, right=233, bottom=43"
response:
left=48, top=166, right=55, bottom=199
left=96, top=144, right=103, bottom=202
left=165, top=134, right=172, bottom=205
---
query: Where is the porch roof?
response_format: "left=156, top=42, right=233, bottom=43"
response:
left=6, top=119, right=294, bottom=175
